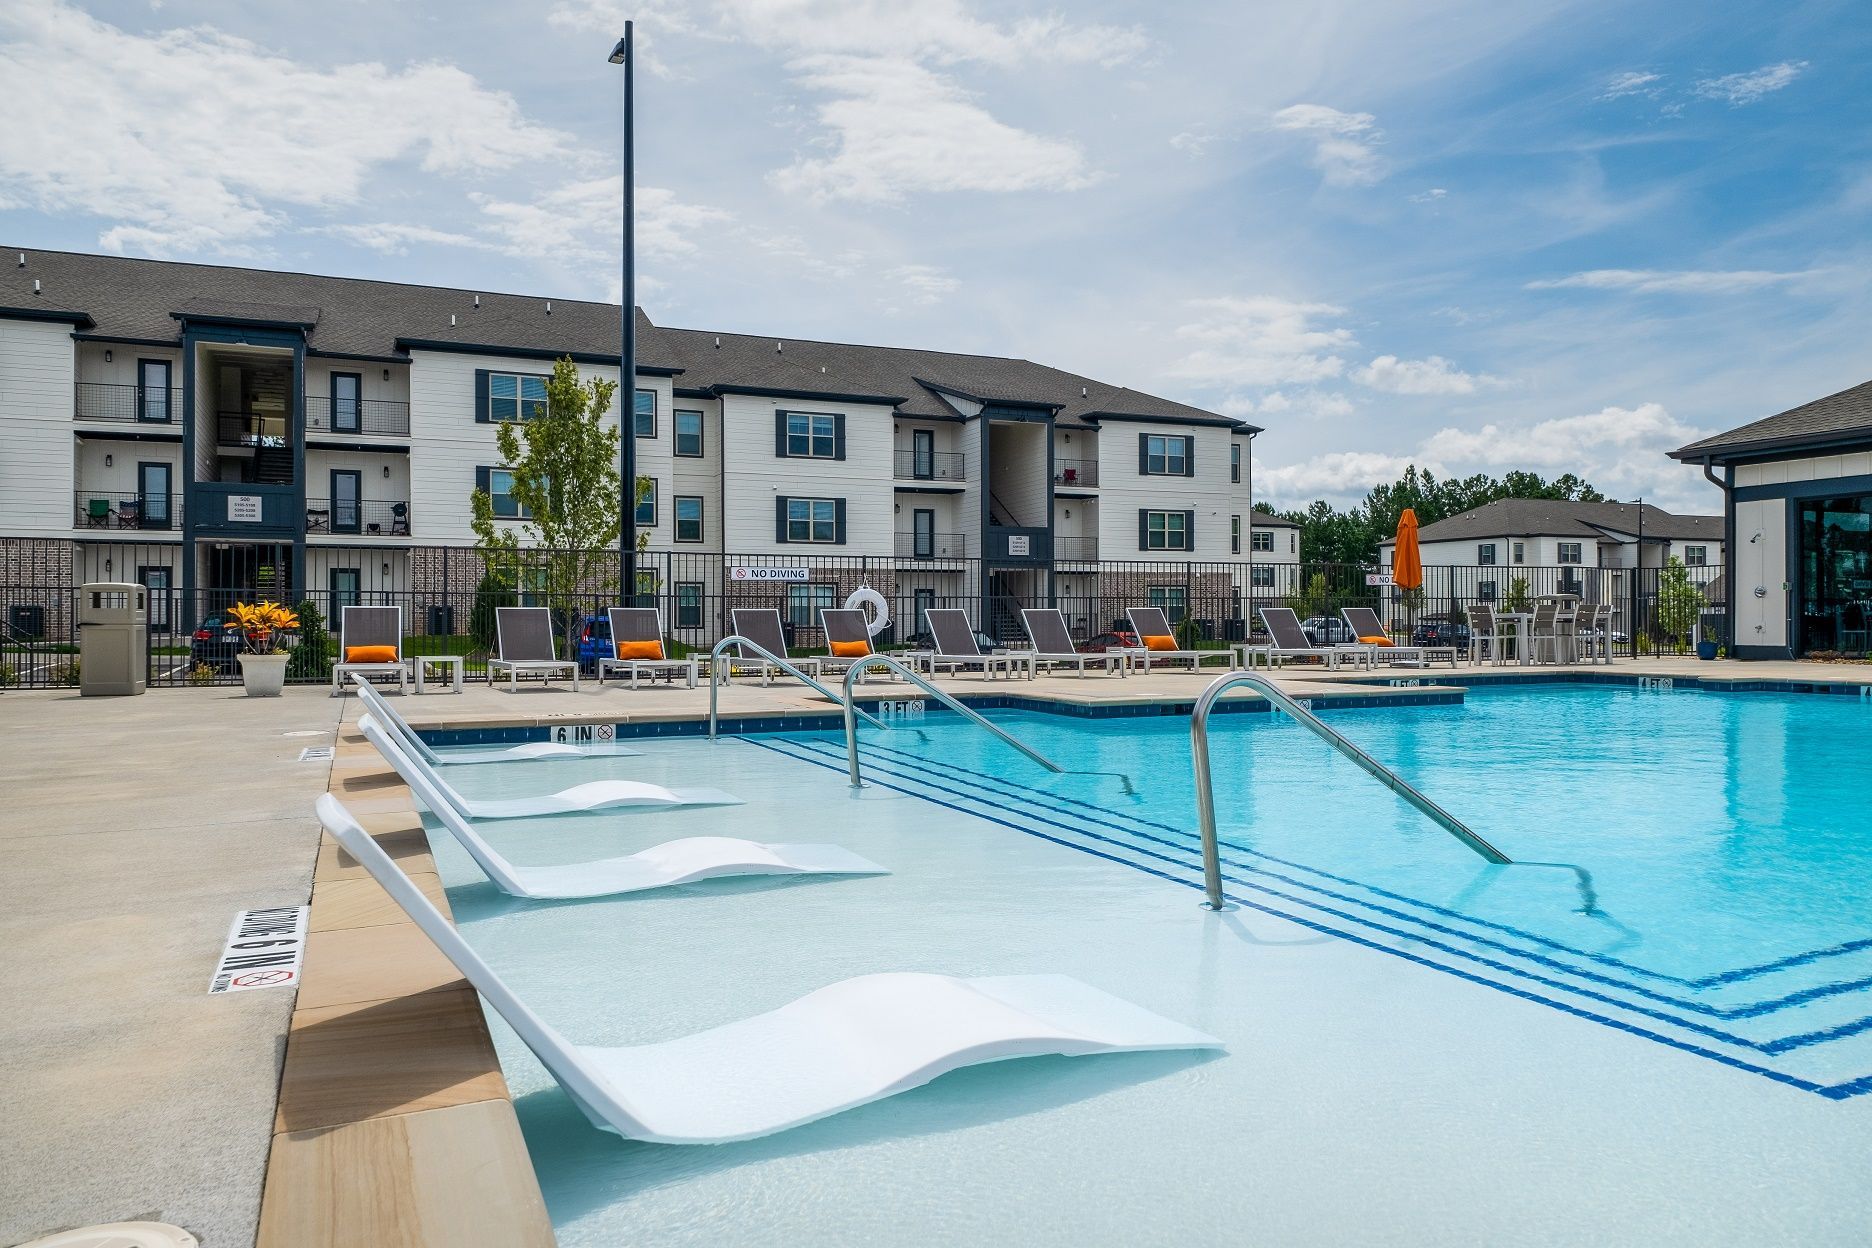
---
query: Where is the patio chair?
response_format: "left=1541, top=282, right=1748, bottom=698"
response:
left=1240, top=607, right=1370, bottom=671
left=1341, top=606, right=1456, bottom=668
left=920, top=608, right=1017, bottom=679
left=351, top=676, right=641, bottom=763
left=84, top=498, right=112, bottom=528
left=355, top=712, right=737, bottom=819
left=1126, top=607, right=1231, bottom=673
left=819, top=608, right=880, bottom=681
left=599, top=607, right=697, bottom=689
left=331, top=605, right=408, bottom=694
left=728, top=608, right=823, bottom=686
left=1525, top=601, right=1564, bottom=664
left=355, top=717, right=879, bottom=898
left=490, top=606, right=580, bottom=691
left=316, top=790, right=1223, bottom=1145
left=1468, top=604, right=1508, bottom=665
left=1579, top=602, right=1615, bottom=664
left=1019, top=608, right=1123, bottom=676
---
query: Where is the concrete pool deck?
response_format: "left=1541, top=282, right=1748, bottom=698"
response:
left=3, top=653, right=1869, bottom=1246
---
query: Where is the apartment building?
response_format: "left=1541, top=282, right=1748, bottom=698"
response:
left=0, top=248, right=1290, bottom=643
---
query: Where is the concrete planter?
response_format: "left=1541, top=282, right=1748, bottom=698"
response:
left=238, top=652, right=289, bottom=697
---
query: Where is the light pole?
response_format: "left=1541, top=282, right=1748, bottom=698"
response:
left=609, top=25, right=637, bottom=601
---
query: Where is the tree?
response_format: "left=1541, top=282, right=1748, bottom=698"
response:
left=286, top=599, right=332, bottom=683
left=468, top=569, right=515, bottom=655
left=1655, top=556, right=1703, bottom=648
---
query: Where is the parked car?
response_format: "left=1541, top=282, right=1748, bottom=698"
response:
left=1301, top=616, right=1357, bottom=646
left=1410, top=618, right=1473, bottom=649
left=189, top=613, right=245, bottom=671
left=574, top=614, right=613, bottom=670
left=1081, top=629, right=1139, bottom=653
left=906, top=627, right=1001, bottom=654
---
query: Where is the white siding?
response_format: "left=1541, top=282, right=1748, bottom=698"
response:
left=0, top=318, right=77, bottom=537
left=1098, top=423, right=1242, bottom=561
left=718, top=392, right=894, bottom=554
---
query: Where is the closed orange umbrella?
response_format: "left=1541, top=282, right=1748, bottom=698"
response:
left=1392, top=508, right=1423, bottom=591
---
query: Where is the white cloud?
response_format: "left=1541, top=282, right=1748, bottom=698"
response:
left=1353, top=354, right=1483, bottom=395
left=0, top=0, right=569, bottom=254
left=1694, top=60, right=1808, bottom=105
left=1526, top=268, right=1812, bottom=294
left=1409, top=187, right=1448, bottom=203
left=318, top=222, right=484, bottom=254
left=1271, top=103, right=1383, bottom=186
left=1259, top=451, right=1420, bottom=500
left=474, top=179, right=730, bottom=263
left=1600, top=70, right=1663, bottom=100
left=1422, top=402, right=1702, bottom=473
left=1169, top=296, right=1355, bottom=387
left=883, top=263, right=960, bottom=305
left=1170, top=128, right=1219, bottom=157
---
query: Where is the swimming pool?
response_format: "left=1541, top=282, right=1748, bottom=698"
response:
left=426, top=684, right=1872, bottom=1243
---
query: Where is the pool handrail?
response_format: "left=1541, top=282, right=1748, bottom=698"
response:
left=1190, top=671, right=1511, bottom=909
left=840, top=653, right=1064, bottom=788
left=708, top=634, right=890, bottom=739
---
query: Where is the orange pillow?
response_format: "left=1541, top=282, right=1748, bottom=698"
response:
left=1357, top=635, right=1395, bottom=647
left=345, top=645, right=398, bottom=663
left=1143, top=634, right=1179, bottom=652
left=616, top=640, right=664, bottom=660
left=830, top=640, right=870, bottom=658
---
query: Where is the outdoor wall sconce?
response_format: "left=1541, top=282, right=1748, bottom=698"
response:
left=104, top=559, right=112, bottom=574
left=382, top=563, right=391, bottom=577
left=383, top=465, right=391, bottom=477
left=104, top=349, right=112, bottom=363
left=104, top=454, right=112, bottom=467
left=382, top=368, right=391, bottom=381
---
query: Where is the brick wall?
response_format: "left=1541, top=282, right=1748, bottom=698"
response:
left=0, top=537, right=77, bottom=640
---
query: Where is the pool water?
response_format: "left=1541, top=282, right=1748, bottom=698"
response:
left=425, top=685, right=1872, bottom=1244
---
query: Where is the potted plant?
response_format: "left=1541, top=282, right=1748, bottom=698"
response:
left=230, top=600, right=299, bottom=696
left=1696, top=639, right=1719, bottom=660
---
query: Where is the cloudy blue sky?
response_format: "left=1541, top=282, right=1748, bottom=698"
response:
left=3, top=0, right=1867, bottom=513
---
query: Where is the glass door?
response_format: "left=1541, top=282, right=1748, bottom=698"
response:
left=913, top=508, right=935, bottom=558
left=136, top=360, right=171, bottom=423
left=332, top=373, right=361, bottom=434
left=137, top=461, right=171, bottom=529
left=332, top=469, right=361, bottom=534
left=1799, top=495, right=1872, bottom=656
left=329, top=568, right=361, bottom=625
left=912, top=429, right=934, bottom=479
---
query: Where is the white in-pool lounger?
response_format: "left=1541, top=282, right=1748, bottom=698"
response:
left=358, top=716, right=885, bottom=898
left=316, top=792, right=1224, bottom=1144
left=352, top=676, right=643, bottom=763
left=357, top=713, right=740, bottom=819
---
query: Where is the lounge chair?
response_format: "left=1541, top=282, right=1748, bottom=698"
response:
left=920, top=608, right=1019, bottom=679
left=1239, top=607, right=1372, bottom=671
left=489, top=606, right=580, bottom=691
left=598, top=607, right=698, bottom=689
left=1125, top=607, right=1232, bottom=673
left=316, top=790, right=1223, bottom=1144
left=727, top=608, right=823, bottom=685
left=818, top=608, right=883, bottom=682
left=357, top=717, right=883, bottom=898
left=331, top=605, right=408, bottom=694
left=351, top=676, right=641, bottom=763
left=357, top=713, right=738, bottom=819
left=1018, top=608, right=1123, bottom=676
left=1340, top=606, right=1457, bottom=668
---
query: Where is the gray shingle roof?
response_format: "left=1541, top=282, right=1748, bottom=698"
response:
left=2, top=246, right=1241, bottom=429
left=1384, top=498, right=1721, bottom=544
left=1672, top=379, right=1872, bottom=460
left=1250, top=508, right=1298, bottom=528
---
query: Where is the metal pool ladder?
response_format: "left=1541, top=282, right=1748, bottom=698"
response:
left=707, top=634, right=890, bottom=740
left=1190, top=672, right=1511, bottom=910
left=840, top=654, right=1067, bottom=788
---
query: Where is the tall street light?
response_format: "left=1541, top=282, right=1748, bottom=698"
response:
left=609, top=25, right=637, bottom=600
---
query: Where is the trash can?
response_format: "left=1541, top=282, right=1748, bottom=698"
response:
left=79, top=581, right=147, bottom=696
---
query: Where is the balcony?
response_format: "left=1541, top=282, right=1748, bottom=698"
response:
left=1053, top=459, right=1099, bottom=489
left=73, top=491, right=182, bottom=531
left=305, top=394, right=411, bottom=437
left=893, top=449, right=965, bottom=483
left=1054, top=536, right=1098, bottom=561
left=74, top=382, right=181, bottom=425
left=986, top=524, right=1050, bottom=563
left=894, top=531, right=966, bottom=559
left=306, top=498, right=411, bottom=537
left=218, top=411, right=293, bottom=447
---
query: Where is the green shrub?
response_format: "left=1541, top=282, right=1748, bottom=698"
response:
left=469, top=571, right=515, bottom=654
left=187, top=661, right=218, bottom=687
left=287, top=599, right=332, bottom=683
left=51, top=659, right=80, bottom=687
left=0, top=662, right=16, bottom=688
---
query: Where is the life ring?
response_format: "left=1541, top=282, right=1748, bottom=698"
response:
left=844, top=585, right=890, bottom=637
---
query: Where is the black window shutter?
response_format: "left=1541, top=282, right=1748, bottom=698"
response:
left=1137, top=509, right=1150, bottom=551
left=1137, top=432, right=1149, bottom=475
left=1183, top=436, right=1195, bottom=477
left=833, top=414, right=846, bottom=461
left=775, top=496, right=789, bottom=542
left=1184, top=510, right=1196, bottom=550
left=834, top=498, right=848, bottom=545
left=774, top=410, right=789, bottom=457
left=474, top=369, right=490, bottom=423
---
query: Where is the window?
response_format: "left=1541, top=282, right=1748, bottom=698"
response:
left=137, top=360, right=171, bottom=423
left=1478, top=543, right=1496, bottom=566
left=781, top=411, right=840, bottom=458
left=786, top=582, right=836, bottom=630
left=1685, top=545, right=1709, bottom=566
left=674, top=582, right=704, bottom=629
left=1148, top=585, right=1187, bottom=623
left=1479, top=580, right=1498, bottom=602
left=674, top=496, right=703, bottom=543
left=330, top=469, right=362, bottom=534
left=1251, top=530, right=1274, bottom=553
left=675, top=409, right=704, bottom=456
left=484, top=372, right=548, bottom=422
left=913, top=508, right=935, bottom=558
left=1143, top=509, right=1190, bottom=551
left=139, top=566, right=173, bottom=631
left=520, top=566, right=548, bottom=608
left=1141, top=433, right=1193, bottom=476
left=634, top=388, right=656, bottom=438
left=1250, top=565, right=1275, bottom=588
left=329, top=567, right=361, bottom=623
left=480, top=467, right=532, bottom=519
left=636, top=478, right=657, bottom=527
left=137, top=462, right=172, bottom=529
left=1290, top=532, right=1296, bottom=554
left=1557, top=542, right=1583, bottom=565
left=911, top=429, right=935, bottom=479
left=1231, top=515, right=1241, bottom=555
left=1512, top=541, right=1525, bottom=565
left=785, top=497, right=839, bottom=543
left=913, top=587, right=936, bottom=635
left=331, top=372, right=362, bottom=434
left=1231, top=443, right=1242, bottom=484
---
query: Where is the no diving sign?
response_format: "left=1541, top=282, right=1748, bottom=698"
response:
left=551, top=723, right=617, bottom=744
left=208, top=906, right=308, bottom=995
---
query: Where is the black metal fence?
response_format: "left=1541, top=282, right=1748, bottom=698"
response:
left=0, top=546, right=1727, bottom=690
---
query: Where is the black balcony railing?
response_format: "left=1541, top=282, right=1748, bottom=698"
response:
left=73, top=491, right=182, bottom=530
left=305, top=498, right=411, bottom=536
left=893, top=449, right=965, bottom=482
left=305, top=395, right=411, bottom=436
left=1054, top=536, right=1098, bottom=560
left=217, top=411, right=293, bottom=446
left=74, top=382, right=182, bottom=424
left=1054, top=459, right=1099, bottom=488
left=894, top=531, right=966, bottom=559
